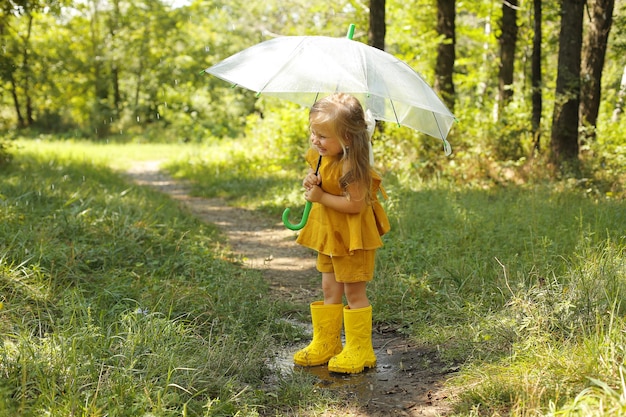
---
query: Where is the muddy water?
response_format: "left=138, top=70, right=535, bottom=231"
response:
left=270, top=324, right=420, bottom=405
left=274, top=346, right=397, bottom=398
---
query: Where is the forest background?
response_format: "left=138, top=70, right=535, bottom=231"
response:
left=1, top=0, right=626, bottom=416
left=0, top=0, right=625, bottom=185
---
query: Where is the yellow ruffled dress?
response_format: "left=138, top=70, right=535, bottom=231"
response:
left=296, top=148, right=389, bottom=257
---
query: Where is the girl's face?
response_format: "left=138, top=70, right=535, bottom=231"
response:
left=309, top=120, right=345, bottom=157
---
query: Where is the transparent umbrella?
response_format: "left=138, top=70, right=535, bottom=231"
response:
left=203, top=25, right=455, bottom=229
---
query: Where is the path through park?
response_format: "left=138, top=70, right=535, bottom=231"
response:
left=126, top=161, right=456, bottom=417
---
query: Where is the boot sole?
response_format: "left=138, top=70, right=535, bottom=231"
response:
left=293, top=357, right=332, bottom=367
left=293, top=348, right=343, bottom=367
left=328, top=360, right=376, bottom=374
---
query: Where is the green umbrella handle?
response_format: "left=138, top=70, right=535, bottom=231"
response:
left=282, top=156, right=322, bottom=230
left=282, top=201, right=312, bottom=230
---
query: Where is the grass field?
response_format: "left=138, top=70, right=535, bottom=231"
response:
left=1, top=138, right=625, bottom=416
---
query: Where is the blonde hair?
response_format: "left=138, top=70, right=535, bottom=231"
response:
left=309, top=93, right=372, bottom=202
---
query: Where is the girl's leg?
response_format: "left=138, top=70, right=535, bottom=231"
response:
left=322, top=272, right=344, bottom=304
left=293, top=264, right=344, bottom=366
left=344, top=281, right=369, bottom=309
left=328, top=297, right=376, bottom=374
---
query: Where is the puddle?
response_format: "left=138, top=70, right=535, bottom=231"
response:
left=269, top=328, right=414, bottom=404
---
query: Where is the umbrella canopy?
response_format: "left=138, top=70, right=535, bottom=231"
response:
left=204, top=34, right=455, bottom=154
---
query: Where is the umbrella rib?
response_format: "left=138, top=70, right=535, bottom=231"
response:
left=390, top=99, right=400, bottom=127
left=431, top=112, right=452, bottom=155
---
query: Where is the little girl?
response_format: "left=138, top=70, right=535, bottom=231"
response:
left=293, top=93, right=389, bottom=374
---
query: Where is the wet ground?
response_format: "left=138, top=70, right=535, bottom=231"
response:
left=274, top=334, right=456, bottom=416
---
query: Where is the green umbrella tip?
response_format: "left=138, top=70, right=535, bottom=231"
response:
left=346, top=24, right=355, bottom=40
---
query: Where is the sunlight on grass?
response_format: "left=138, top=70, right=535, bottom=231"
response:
left=14, top=138, right=195, bottom=170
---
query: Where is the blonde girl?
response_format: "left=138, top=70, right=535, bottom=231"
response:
left=294, top=93, right=389, bottom=374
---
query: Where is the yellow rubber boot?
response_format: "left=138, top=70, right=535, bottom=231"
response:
left=293, top=301, right=343, bottom=367
left=328, top=305, right=376, bottom=374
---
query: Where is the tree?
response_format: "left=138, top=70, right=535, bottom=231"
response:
left=435, top=0, right=455, bottom=112
left=368, top=0, right=385, bottom=50
left=88, top=0, right=111, bottom=137
left=498, top=0, right=519, bottom=114
left=550, top=0, right=585, bottom=166
left=531, top=0, right=542, bottom=150
left=579, top=0, right=615, bottom=144
left=4, top=6, right=35, bottom=128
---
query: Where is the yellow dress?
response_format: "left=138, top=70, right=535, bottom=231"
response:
left=296, top=148, right=389, bottom=257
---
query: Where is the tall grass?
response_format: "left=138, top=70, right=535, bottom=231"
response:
left=0, top=145, right=306, bottom=416
left=371, top=180, right=625, bottom=415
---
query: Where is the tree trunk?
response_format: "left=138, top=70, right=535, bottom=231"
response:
left=10, top=74, right=25, bottom=128
left=435, top=0, right=456, bottom=112
left=113, top=65, right=121, bottom=115
left=498, top=0, right=518, bottom=114
left=550, top=0, right=585, bottom=166
left=532, top=0, right=542, bottom=151
left=579, top=0, right=615, bottom=144
left=368, top=0, right=385, bottom=51
left=111, top=0, right=122, bottom=116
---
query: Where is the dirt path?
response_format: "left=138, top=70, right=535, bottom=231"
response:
left=126, top=161, right=455, bottom=417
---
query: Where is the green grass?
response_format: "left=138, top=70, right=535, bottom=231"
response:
left=2, top=137, right=626, bottom=416
left=0, top=142, right=313, bottom=416
left=371, top=181, right=625, bottom=415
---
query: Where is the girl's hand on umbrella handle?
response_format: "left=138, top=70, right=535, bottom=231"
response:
left=303, top=172, right=321, bottom=189
left=304, top=185, right=323, bottom=203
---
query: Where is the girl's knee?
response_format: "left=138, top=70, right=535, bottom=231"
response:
left=344, top=282, right=369, bottom=308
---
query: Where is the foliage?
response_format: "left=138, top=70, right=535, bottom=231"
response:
left=0, top=0, right=624, bottom=174
left=0, top=140, right=13, bottom=167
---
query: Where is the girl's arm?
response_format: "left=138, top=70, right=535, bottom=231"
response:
left=305, top=182, right=366, bottom=214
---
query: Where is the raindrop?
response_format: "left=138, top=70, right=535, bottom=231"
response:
left=205, top=46, right=210, bottom=52
left=137, top=116, right=140, bottom=123
left=174, top=79, right=178, bottom=85
left=156, top=113, right=160, bottom=119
